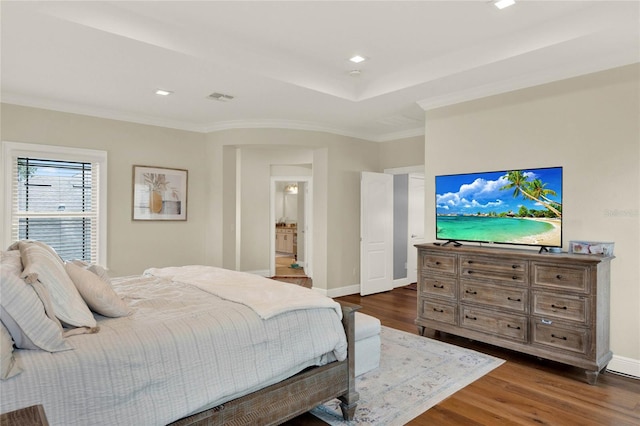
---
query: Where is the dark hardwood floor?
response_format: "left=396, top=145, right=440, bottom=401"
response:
left=287, top=286, right=640, bottom=425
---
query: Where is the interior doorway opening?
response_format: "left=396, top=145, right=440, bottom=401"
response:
left=270, top=177, right=312, bottom=282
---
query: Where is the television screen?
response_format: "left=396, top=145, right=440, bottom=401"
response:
left=435, top=167, right=562, bottom=248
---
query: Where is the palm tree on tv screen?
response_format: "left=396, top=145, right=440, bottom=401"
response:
left=500, top=170, right=562, bottom=218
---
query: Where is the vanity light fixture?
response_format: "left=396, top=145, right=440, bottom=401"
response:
left=494, top=0, right=515, bottom=9
left=284, top=183, right=298, bottom=195
left=349, top=55, right=366, bottom=64
left=155, top=89, right=173, bottom=96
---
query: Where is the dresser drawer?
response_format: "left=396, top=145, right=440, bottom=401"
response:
left=421, top=253, right=456, bottom=274
left=420, top=275, right=457, bottom=299
left=532, top=263, right=589, bottom=293
left=460, top=307, right=527, bottom=342
left=533, top=292, right=588, bottom=324
left=533, top=321, right=588, bottom=355
left=460, top=256, right=527, bottom=285
left=460, top=280, right=527, bottom=312
left=419, top=299, right=457, bottom=325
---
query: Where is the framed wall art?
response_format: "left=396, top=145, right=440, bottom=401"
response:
left=132, top=165, right=188, bottom=221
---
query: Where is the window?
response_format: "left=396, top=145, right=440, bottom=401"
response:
left=2, top=142, right=107, bottom=265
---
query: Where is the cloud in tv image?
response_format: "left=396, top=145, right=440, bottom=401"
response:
left=436, top=167, right=562, bottom=247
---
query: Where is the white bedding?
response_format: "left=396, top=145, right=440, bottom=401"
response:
left=0, top=272, right=347, bottom=425
left=145, top=265, right=342, bottom=319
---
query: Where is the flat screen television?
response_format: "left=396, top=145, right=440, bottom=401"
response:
left=435, top=167, right=562, bottom=250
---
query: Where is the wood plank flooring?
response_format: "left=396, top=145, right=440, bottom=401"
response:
left=286, top=286, right=640, bottom=425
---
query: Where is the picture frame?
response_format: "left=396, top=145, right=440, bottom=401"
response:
left=132, top=165, right=188, bottom=221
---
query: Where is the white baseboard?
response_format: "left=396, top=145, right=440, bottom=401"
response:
left=393, top=278, right=412, bottom=288
left=323, top=284, right=360, bottom=298
left=607, top=355, right=640, bottom=379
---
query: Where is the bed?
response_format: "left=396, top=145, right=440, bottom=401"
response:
left=0, top=241, right=358, bottom=425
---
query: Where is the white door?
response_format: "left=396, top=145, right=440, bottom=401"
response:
left=360, top=171, right=393, bottom=296
left=407, top=173, right=425, bottom=283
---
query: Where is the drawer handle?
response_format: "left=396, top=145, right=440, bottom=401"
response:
left=556, top=274, right=563, bottom=280
left=512, top=275, right=519, bottom=280
left=512, top=265, right=518, bottom=269
left=433, top=284, right=444, bottom=289
left=468, top=260, right=474, bottom=264
left=465, top=290, right=478, bottom=295
left=551, top=334, right=568, bottom=341
left=465, top=315, right=477, bottom=321
left=507, top=324, right=521, bottom=330
left=551, top=304, right=568, bottom=310
left=467, top=270, right=474, bottom=275
left=507, top=297, right=522, bottom=302
left=433, top=308, right=444, bottom=313
left=435, top=261, right=441, bottom=265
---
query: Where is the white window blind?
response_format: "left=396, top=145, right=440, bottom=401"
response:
left=2, top=142, right=107, bottom=265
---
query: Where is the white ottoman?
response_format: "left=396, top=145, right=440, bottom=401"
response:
left=354, top=312, right=381, bottom=376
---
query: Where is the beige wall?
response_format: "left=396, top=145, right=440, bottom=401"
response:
left=424, top=64, right=640, bottom=367
left=1, top=104, right=209, bottom=276
left=379, top=135, right=425, bottom=170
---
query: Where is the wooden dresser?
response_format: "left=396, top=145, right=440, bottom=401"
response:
left=415, top=243, right=614, bottom=384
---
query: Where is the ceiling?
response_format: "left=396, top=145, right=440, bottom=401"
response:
left=2, top=1, right=639, bottom=142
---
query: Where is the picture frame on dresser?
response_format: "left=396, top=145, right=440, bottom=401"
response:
left=132, top=165, right=188, bottom=221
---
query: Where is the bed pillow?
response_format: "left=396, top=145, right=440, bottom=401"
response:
left=65, top=262, right=131, bottom=317
left=0, top=251, right=72, bottom=352
left=1, top=320, right=22, bottom=380
left=7, top=239, right=62, bottom=263
left=70, top=259, right=112, bottom=285
left=18, top=241, right=97, bottom=329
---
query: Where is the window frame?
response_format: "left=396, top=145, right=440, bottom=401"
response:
left=1, top=141, right=108, bottom=266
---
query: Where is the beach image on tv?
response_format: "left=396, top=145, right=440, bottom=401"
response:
left=436, top=167, right=562, bottom=247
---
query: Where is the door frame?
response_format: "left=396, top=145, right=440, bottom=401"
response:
left=270, top=176, right=313, bottom=278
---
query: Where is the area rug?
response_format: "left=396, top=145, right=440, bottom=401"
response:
left=311, top=326, right=504, bottom=425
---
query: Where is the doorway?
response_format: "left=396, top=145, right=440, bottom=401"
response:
left=270, top=177, right=312, bottom=280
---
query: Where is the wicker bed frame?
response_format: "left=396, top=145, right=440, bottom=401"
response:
left=169, top=302, right=360, bottom=426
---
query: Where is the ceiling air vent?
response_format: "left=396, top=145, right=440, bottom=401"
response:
left=207, top=92, right=235, bottom=102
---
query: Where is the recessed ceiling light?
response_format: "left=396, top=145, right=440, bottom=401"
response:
left=155, top=89, right=173, bottom=96
left=349, top=55, right=366, bottom=64
left=494, top=0, right=515, bottom=10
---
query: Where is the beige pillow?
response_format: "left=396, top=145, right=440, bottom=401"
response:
left=0, top=320, right=23, bottom=380
left=8, top=239, right=62, bottom=263
left=0, top=252, right=72, bottom=352
left=18, top=241, right=96, bottom=329
left=70, top=259, right=112, bottom=285
left=65, top=262, right=131, bottom=318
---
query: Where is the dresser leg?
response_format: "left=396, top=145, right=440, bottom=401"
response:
left=417, top=325, right=425, bottom=336
left=585, top=369, right=599, bottom=385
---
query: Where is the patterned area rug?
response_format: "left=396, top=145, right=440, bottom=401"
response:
left=311, top=326, right=504, bottom=425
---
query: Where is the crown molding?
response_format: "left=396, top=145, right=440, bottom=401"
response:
left=1, top=95, right=423, bottom=143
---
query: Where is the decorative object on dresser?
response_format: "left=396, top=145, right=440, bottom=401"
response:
left=415, top=243, right=614, bottom=385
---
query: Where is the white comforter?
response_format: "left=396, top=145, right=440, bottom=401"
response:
left=144, top=265, right=342, bottom=320
left=0, top=272, right=347, bottom=426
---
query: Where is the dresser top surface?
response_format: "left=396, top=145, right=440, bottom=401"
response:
left=416, top=243, right=614, bottom=265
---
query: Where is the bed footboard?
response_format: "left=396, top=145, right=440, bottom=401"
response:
left=170, top=302, right=360, bottom=426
